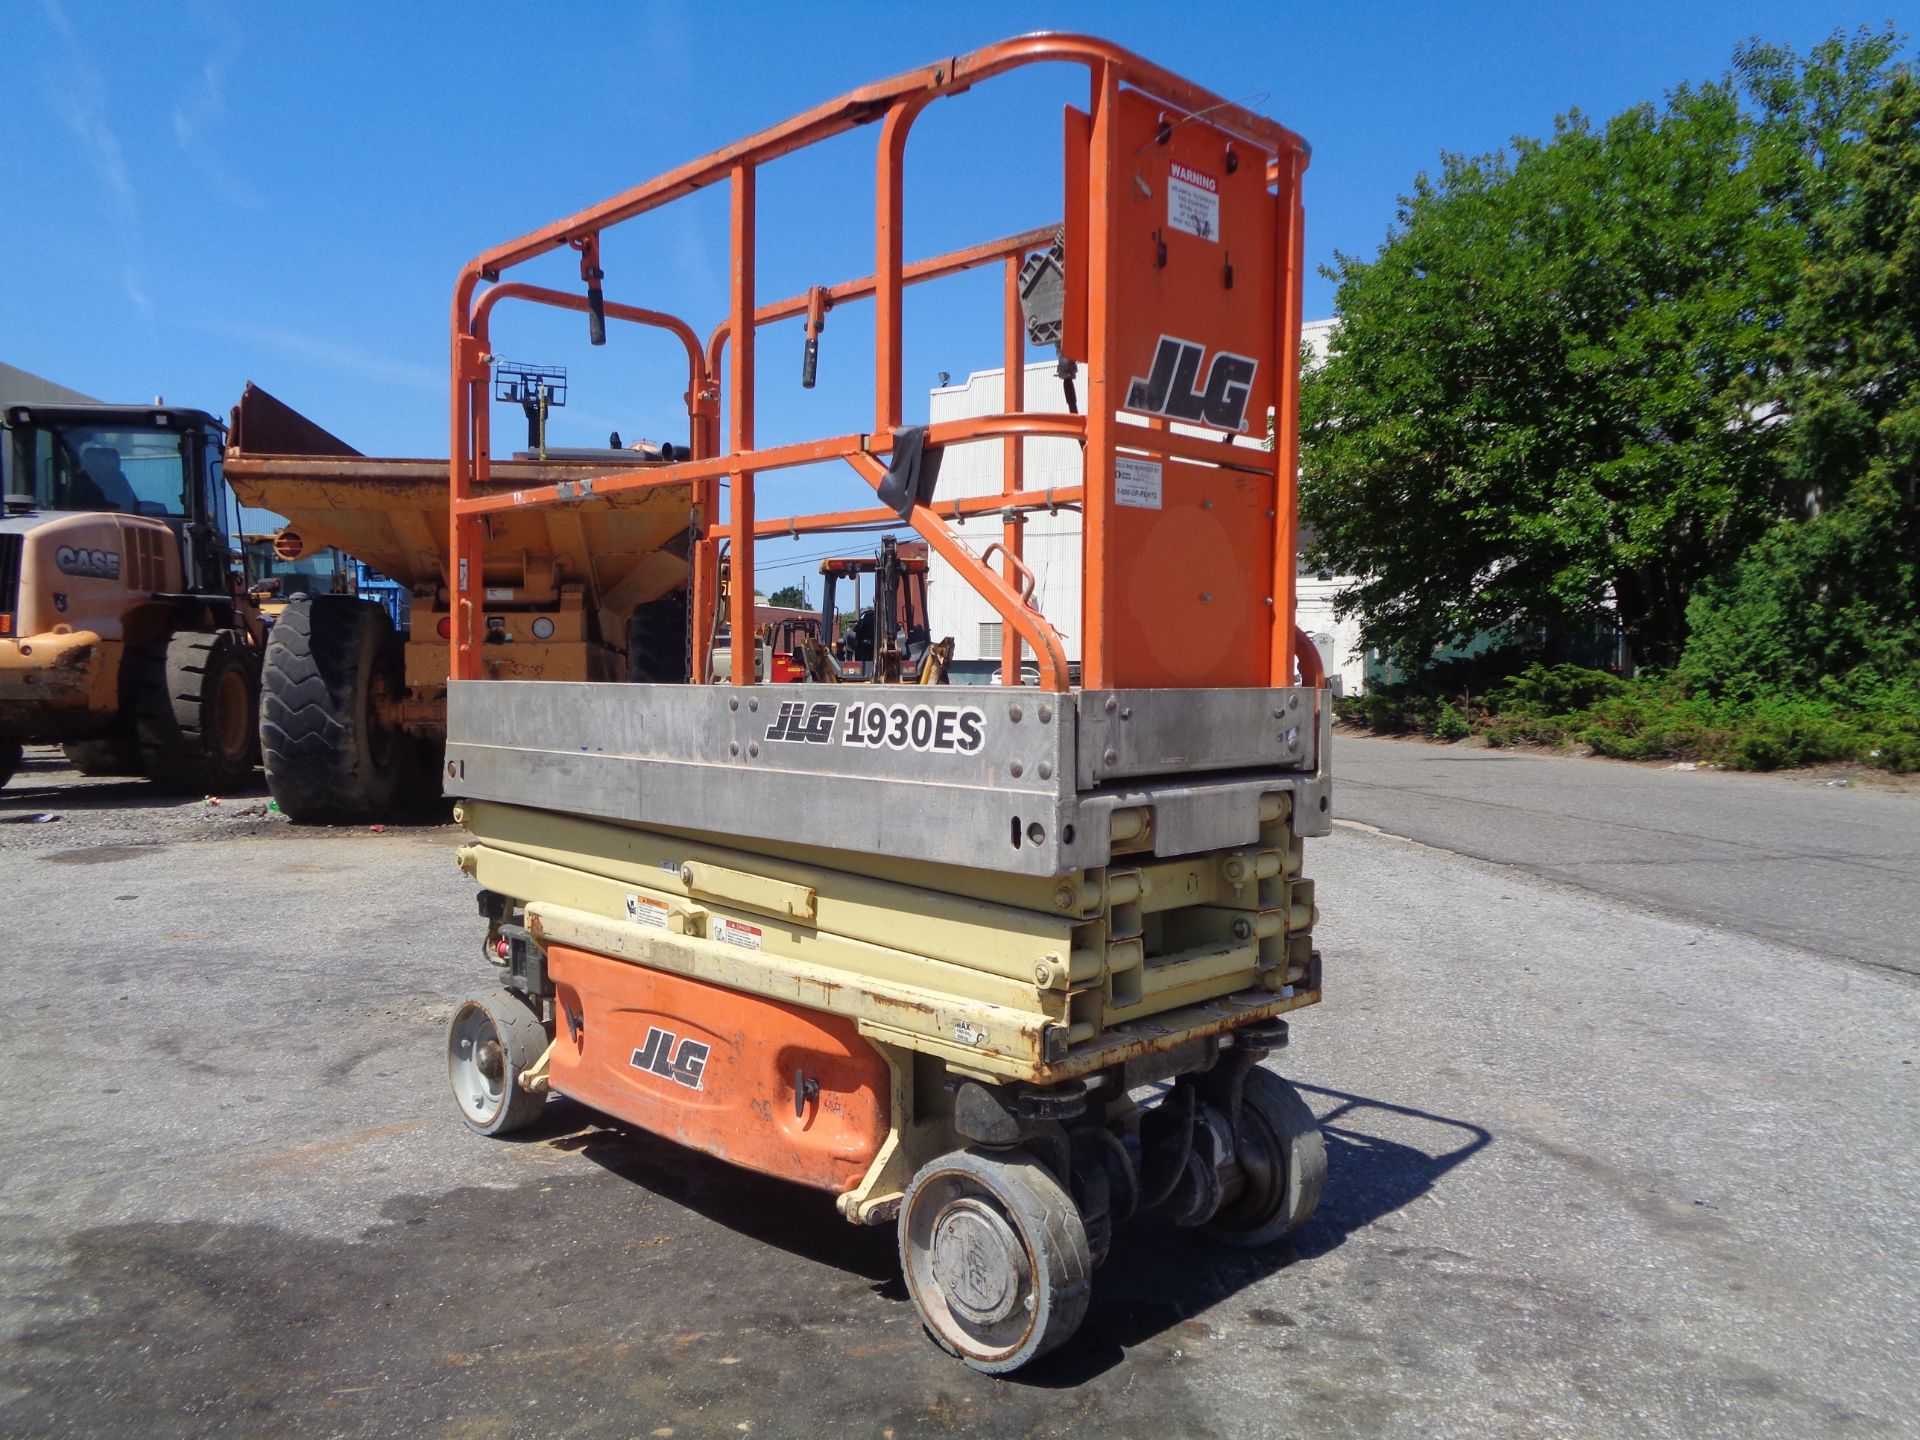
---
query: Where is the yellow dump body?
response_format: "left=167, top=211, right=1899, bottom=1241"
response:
left=224, top=384, right=691, bottom=648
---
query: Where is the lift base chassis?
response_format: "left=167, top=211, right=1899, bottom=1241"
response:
left=452, top=678, right=1328, bottom=1231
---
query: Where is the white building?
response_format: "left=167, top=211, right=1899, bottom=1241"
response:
left=924, top=362, right=1085, bottom=677
left=924, top=322, right=1369, bottom=694
left=1290, top=319, right=1368, bottom=695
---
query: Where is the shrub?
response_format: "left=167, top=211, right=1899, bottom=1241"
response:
left=1335, top=664, right=1920, bottom=772
left=1433, top=702, right=1473, bottom=741
left=1488, top=663, right=1628, bottom=718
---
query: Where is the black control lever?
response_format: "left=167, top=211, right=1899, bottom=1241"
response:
left=572, top=234, right=607, bottom=346
left=801, top=285, right=829, bottom=389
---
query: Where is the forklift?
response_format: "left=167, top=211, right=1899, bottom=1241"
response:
left=811, top=535, right=936, bottom=682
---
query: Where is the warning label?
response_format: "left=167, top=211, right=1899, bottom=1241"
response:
left=1168, top=162, right=1220, bottom=242
left=623, top=893, right=669, bottom=930
left=1115, top=456, right=1164, bottom=510
left=715, top=917, right=763, bottom=950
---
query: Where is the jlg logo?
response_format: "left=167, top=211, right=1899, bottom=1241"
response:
left=1126, top=336, right=1259, bottom=432
left=764, top=701, right=837, bottom=745
left=630, top=1026, right=711, bottom=1090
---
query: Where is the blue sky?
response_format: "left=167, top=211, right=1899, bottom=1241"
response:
left=3, top=1, right=1906, bottom=584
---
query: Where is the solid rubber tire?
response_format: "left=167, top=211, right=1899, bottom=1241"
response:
left=899, top=1146, right=1092, bottom=1373
left=260, top=596, right=404, bottom=822
left=1203, top=1067, right=1328, bottom=1248
left=62, top=735, right=145, bottom=777
left=447, top=989, right=550, bottom=1137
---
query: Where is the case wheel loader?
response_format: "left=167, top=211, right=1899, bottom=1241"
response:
left=0, top=403, right=260, bottom=793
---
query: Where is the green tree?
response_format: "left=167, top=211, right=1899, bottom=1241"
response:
left=1301, top=31, right=1899, bottom=671
left=1683, top=68, right=1920, bottom=706
left=767, top=583, right=807, bottom=608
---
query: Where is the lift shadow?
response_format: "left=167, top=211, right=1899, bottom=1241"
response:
left=523, top=1097, right=901, bottom=1284
left=1024, top=1081, right=1494, bottom=1385
left=523, top=1080, right=1491, bottom=1384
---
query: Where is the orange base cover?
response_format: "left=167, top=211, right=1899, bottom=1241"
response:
left=546, top=944, right=890, bottom=1194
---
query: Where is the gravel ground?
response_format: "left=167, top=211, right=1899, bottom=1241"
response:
left=1, top=744, right=1915, bottom=1438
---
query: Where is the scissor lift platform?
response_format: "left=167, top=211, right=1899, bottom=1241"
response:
left=440, top=35, right=1329, bottom=1372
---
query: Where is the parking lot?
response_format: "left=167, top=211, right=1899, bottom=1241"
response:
left=2, top=741, right=1916, bottom=1439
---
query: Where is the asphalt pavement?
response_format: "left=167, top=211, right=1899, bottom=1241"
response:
left=1, top=743, right=1916, bottom=1438
left=1331, top=733, right=1920, bottom=977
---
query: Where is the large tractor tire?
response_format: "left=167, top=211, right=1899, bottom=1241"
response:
left=0, top=741, right=21, bottom=789
left=62, top=735, right=145, bottom=777
left=135, top=629, right=261, bottom=795
left=261, top=596, right=406, bottom=823
left=626, top=590, right=689, bottom=683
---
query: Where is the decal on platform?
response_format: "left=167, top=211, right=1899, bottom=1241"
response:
left=55, top=545, right=120, bottom=580
left=623, top=892, right=669, bottom=929
left=1167, top=162, right=1220, bottom=242
left=842, top=701, right=986, bottom=754
left=630, top=1026, right=710, bottom=1089
left=1114, top=457, right=1163, bottom=510
left=715, top=917, right=764, bottom=950
left=1125, top=335, right=1259, bottom=432
left=760, top=700, right=987, bottom=756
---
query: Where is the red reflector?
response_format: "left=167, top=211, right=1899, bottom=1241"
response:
left=0, top=615, right=12, bottom=636
left=436, top=617, right=452, bottom=639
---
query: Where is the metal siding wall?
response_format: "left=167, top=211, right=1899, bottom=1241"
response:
left=926, top=364, right=1083, bottom=665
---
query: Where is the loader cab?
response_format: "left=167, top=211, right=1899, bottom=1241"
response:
left=3, top=404, right=233, bottom=596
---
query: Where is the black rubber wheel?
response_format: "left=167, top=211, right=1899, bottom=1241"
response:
left=135, top=629, right=260, bottom=795
left=626, top=590, right=689, bottom=683
left=1069, top=1123, right=1137, bottom=1268
left=899, top=1147, right=1092, bottom=1373
left=1203, top=1068, right=1327, bottom=1248
left=447, top=989, right=550, bottom=1136
left=0, top=741, right=21, bottom=788
left=62, top=735, right=144, bottom=777
left=261, top=596, right=406, bottom=823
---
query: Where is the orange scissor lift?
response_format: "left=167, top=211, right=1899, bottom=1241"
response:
left=442, top=35, right=1330, bottom=1371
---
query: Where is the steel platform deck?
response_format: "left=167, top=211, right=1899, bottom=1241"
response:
left=445, top=681, right=1331, bottom=877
